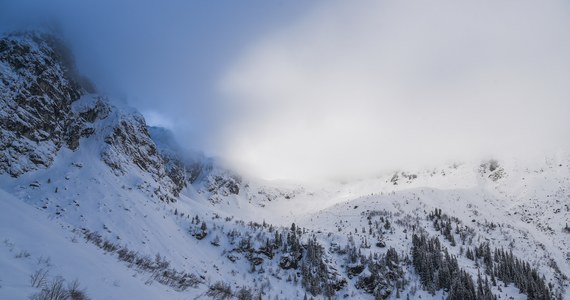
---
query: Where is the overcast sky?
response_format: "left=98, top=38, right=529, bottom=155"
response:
left=2, top=0, right=570, bottom=181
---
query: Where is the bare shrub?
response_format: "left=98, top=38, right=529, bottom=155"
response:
left=30, top=276, right=90, bottom=300
left=206, top=281, right=233, bottom=300
left=16, top=250, right=31, bottom=258
left=81, top=230, right=201, bottom=291
left=30, top=268, right=49, bottom=288
left=30, top=277, right=68, bottom=300
left=236, top=286, right=253, bottom=300
left=67, top=279, right=90, bottom=300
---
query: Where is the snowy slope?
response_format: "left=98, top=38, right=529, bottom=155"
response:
left=3, top=156, right=568, bottom=299
left=0, top=189, right=193, bottom=300
left=1, top=30, right=568, bottom=299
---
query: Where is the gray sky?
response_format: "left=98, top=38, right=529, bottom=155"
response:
left=218, top=0, right=570, bottom=180
left=3, top=0, right=570, bottom=181
left=0, top=0, right=321, bottom=148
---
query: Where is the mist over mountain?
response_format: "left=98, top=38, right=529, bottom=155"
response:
left=3, top=0, right=569, bottom=181
left=1, top=1, right=569, bottom=300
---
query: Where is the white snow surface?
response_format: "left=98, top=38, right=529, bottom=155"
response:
left=1, top=97, right=569, bottom=299
left=3, top=30, right=568, bottom=300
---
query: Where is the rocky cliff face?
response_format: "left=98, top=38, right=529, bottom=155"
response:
left=0, top=32, right=88, bottom=176
left=0, top=31, right=182, bottom=201
left=0, top=30, right=250, bottom=204
left=99, top=104, right=181, bottom=201
left=148, top=126, right=243, bottom=202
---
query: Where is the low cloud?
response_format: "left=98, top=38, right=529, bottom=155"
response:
left=2, top=0, right=570, bottom=181
left=0, top=0, right=321, bottom=152
left=218, top=0, right=570, bottom=180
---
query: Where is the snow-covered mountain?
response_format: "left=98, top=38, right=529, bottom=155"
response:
left=0, top=31, right=568, bottom=300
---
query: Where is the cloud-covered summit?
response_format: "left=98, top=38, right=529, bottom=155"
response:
left=2, top=0, right=570, bottom=181
left=219, top=0, right=570, bottom=180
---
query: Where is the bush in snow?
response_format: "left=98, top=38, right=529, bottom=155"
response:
left=206, top=281, right=233, bottom=300
left=30, top=268, right=49, bottom=288
left=236, top=286, right=254, bottom=300
left=29, top=276, right=90, bottom=300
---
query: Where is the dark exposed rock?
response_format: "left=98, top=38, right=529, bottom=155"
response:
left=479, top=159, right=505, bottom=181
left=0, top=31, right=179, bottom=202
left=147, top=126, right=209, bottom=196
left=347, top=264, right=365, bottom=278
left=64, top=99, right=108, bottom=150
left=102, top=116, right=160, bottom=174
left=148, top=126, right=247, bottom=201
left=207, top=175, right=241, bottom=195
left=279, top=253, right=300, bottom=270
left=0, top=31, right=88, bottom=176
left=193, top=231, right=207, bottom=240
left=248, top=256, right=264, bottom=266
left=100, top=113, right=178, bottom=202
left=355, top=274, right=392, bottom=298
left=0, top=30, right=245, bottom=204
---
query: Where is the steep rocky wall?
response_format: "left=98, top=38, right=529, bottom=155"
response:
left=0, top=32, right=87, bottom=176
left=0, top=31, right=180, bottom=202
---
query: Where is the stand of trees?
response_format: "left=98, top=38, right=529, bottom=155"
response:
left=412, top=233, right=496, bottom=300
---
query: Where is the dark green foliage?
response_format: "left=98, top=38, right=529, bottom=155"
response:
left=411, top=233, right=494, bottom=300
left=447, top=270, right=477, bottom=300
left=491, top=247, right=552, bottom=300
left=300, top=236, right=345, bottom=297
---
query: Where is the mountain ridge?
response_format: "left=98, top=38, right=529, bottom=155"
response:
left=0, top=30, right=568, bottom=300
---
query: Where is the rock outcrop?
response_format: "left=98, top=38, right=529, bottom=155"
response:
left=0, top=30, right=255, bottom=204
left=0, top=32, right=89, bottom=176
left=0, top=31, right=180, bottom=202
